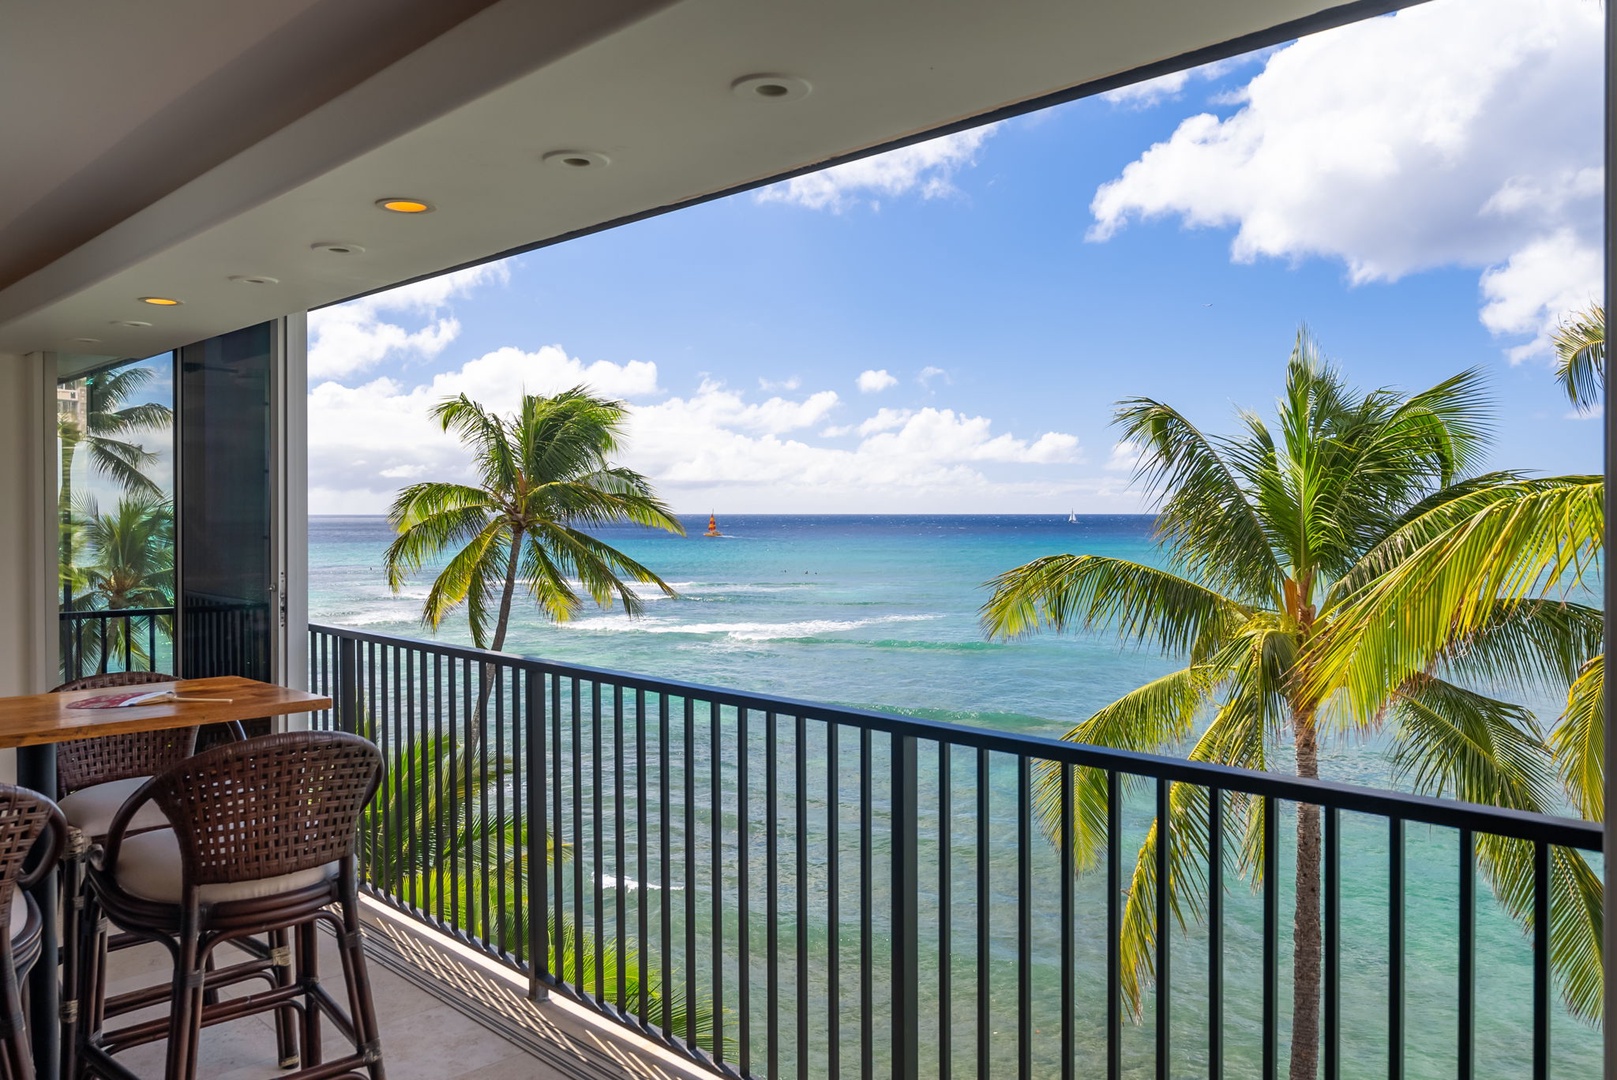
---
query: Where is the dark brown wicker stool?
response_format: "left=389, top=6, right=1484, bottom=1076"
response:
left=0, top=785, right=67, bottom=1080
left=81, top=731, right=386, bottom=1080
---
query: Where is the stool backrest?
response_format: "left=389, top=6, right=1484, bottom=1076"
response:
left=0, top=787, right=66, bottom=915
left=149, top=731, right=382, bottom=886
left=49, top=672, right=197, bottom=796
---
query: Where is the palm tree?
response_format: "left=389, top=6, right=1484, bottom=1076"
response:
left=981, top=334, right=1571, bottom=1079
left=59, top=365, right=173, bottom=605
left=73, top=495, right=175, bottom=673
left=382, top=388, right=684, bottom=653
left=1552, top=304, right=1604, bottom=413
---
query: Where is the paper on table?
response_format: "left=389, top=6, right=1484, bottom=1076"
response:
left=69, top=690, right=233, bottom=709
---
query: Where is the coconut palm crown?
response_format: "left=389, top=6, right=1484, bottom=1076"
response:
left=981, top=333, right=1593, bottom=1079
left=383, top=388, right=684, bottom=652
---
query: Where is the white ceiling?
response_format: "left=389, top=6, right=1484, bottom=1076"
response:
left=0, top=0, right=1381, bottom=358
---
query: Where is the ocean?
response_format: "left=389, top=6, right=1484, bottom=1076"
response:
left=309, top=514, right=1601, bottom=1078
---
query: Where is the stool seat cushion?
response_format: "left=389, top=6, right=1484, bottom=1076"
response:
left=115, top=830, right=338, bottom=905
left=60, top=778, right=171, bottom=839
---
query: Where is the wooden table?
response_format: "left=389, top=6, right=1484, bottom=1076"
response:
left=2, top=676, right=332, bottom=1079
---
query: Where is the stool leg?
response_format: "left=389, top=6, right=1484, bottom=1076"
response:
left=334, top=892, right=383, bottom=1080
left=163, top=910, right=205, bottom=1080
left=57, top=840, right=87, bottom=1080
left=267, top=930, right=297, bottom=1069
left=295, top=922, right=321, bottom=1069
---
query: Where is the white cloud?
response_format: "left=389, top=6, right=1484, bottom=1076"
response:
left=917, top=366, right=949, bottom=387
left=307, top=345, right=659, bottom=505
left=858, top=407, right=912, bottom=435
left=857, top=369, right=898, bottom=393
left=758, top=375, right=801, bottom=392
left=307, top=264, right=509, bottom=379
left=1088, top=0, right=1601, bottom=360
left=1101, top=55, right=1267, bottom=108
left=1106, top=439, right=1144, bottom=472
left=309, top=350, right=1096, bottom=514
left=756, top=126, right=996, bottom=212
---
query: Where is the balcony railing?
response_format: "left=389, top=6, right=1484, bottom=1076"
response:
left=59, top=606, right=173, bottom=682
left=307, top=622, right=1602, bottom=1080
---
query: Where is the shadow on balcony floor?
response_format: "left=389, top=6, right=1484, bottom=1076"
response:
left=94, top=901, right=713, bottom=1080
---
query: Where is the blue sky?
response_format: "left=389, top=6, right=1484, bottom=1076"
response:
left=307, top=0, right=1603, bottom=515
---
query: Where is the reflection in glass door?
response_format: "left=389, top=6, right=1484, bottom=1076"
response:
left=55, top=356, right=176, bottom=681
left=177, top=323, right=275, bottom=683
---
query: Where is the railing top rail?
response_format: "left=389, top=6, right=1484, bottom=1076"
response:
left=60, top=606, right=175, bottom=618
left=310, top=622, right=1604, bottom=852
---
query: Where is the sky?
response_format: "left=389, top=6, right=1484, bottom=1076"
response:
left=306, top=0, right=1604, bottom=516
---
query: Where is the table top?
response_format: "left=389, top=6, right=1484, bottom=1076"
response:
left=0, top=676, right=331, bottom=750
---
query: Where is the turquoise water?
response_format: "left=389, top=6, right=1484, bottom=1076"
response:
left=310, top=514, right=1602, bottom=1078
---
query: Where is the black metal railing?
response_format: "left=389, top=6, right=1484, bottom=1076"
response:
left=58, top=607, right=173, bottom=682
left=307, top=623, right=1603, bottom=1080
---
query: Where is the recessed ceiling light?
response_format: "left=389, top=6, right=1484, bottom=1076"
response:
left=731, top=74, right=812, bottom=102
left=71, top=337, right=102, bottom=345
left=376, top=198, right=433, bottom=214
left=109, top=320, right=152, bottom=328
left=542, top=150, right=610, bottom=170
left=229, top=274, right=280, bottom=285
left=138, top=296, right=181, bottom=306
left=311, top=242, right=366, bottom=255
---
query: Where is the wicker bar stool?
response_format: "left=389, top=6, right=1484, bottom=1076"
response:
left=81, top=731, right=386, bottom=1080
left=0, top=785, right=67, bottom=1080
left=49, top=673, right=196, bottom=1080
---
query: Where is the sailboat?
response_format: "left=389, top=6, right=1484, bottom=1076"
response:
left=1067, top=509, right=1078, bottom=523
left=702, top=512, right=722, bottom=537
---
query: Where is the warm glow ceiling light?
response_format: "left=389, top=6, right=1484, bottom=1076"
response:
left=137, top=296, right=181, bottom=306
left=376, top=198, right=433, bottom=213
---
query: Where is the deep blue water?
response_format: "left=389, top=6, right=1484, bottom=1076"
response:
left=310, top=514, right=1601, bottom=1078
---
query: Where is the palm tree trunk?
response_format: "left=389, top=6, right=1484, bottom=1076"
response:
left=1290, top=712, right=1322, bottom=1080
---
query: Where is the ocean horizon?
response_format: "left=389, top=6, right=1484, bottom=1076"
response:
left=310, top=512, right=1602, bottom=1078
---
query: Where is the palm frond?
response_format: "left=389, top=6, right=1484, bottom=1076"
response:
left=1551, top=655, right=1603, bottom=820
left=980, top=555, right=1247, bottom=660
left=1552, top=304, right=1604, bottom=412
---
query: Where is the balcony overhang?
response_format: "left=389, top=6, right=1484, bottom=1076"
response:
left=0, top=0, right=1415, bottom=360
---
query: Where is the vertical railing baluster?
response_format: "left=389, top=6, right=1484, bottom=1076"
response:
left=737, top=706, right=751, bottom=1076
left=766, top=710, right=779, bottom=1078
left=712, top=701, right=725, bottom=1064
left=404, top=650, right=418, bottom=915
left=433, top=654, right=445, bottom=927
left=527, top=668, right=547, bottom=998
left=860, top=726, right=874, bottom=1080
left=1017, top=755, right=1032, bottom=1080
left=940, top=742, right=954, bottom=1080
left=552, top=674, right=565, bottom=993
left=460, top=657, right=473, bottom=934
left=1262, top=796, right=1277, bottom=1080
left=1389, top=817, right=1404, bottom=1080
left=978, top=748, right=990, bottom=1080
left=1155, top=778, right=1171, bottom=1080
left=1458, top=827, right=1474, bottom=1080
left=659, top=693, right=673, bottom=1039
left=636, top=688, right=650, bottom=1025
left=684, top=696, right=697, bottom=1049
left=1532, top=841, right=1550, bottom=1080
left=614, top=685, right=626, bottom=1011
left=797, top=713, right=810, bottom=1075
left=1324, top=805, right=1339, bottom=1080
left=337, top=636, right=359, bottom=736
left=892, top=733, right=920, bottom=1080
left=593, top=682, right=605, bottom=1002
left=1108, top=770, right=1122, bottom=1080
left=828, top=722, right=842, bottom=1079
left=1060, top=763, right=1074, bottom=1080
left=573, top=678, right=586, bottom=991
left=492, top=666, right=506, bottom=955
left=1209, top=788, right=1223, bottom=1080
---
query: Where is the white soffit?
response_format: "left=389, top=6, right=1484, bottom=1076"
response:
left=0, top=0, right=1381, bottom=356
